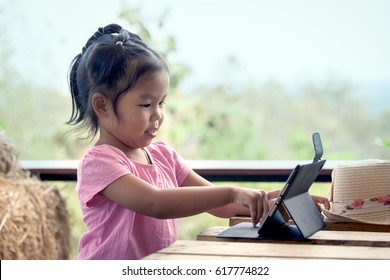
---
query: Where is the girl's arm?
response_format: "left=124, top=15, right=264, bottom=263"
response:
left=181, top=170, right=330, bottom=217
left=181, top=170, right=280, bottom=218
left=101, top=170, right=270, bottom=225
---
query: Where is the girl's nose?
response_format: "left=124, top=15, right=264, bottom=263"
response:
left=151, top=107, right=163, bottom=121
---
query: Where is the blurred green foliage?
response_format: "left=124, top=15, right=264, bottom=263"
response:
left=1, top=7, right=389, bottom=161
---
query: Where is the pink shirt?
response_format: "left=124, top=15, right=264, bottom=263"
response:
left=76, top=141, right=190, bottom=260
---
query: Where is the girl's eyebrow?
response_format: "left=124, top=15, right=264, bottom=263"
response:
left=139, top=93, right=167, bottom=100
left=139, top=93, right=154, bottom=99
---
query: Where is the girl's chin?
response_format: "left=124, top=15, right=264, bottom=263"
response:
left=141, top=137, right=154, bottom=146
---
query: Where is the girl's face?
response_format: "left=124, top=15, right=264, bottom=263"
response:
left=100, top=70, right=169, bottom=152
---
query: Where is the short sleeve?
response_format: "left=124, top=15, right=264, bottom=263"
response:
left=76, top=146, right=131, bottom=207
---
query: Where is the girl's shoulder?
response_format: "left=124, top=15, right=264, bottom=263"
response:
left=146, top=141, right=189, bottom=181
left=80, top=144, right=128, bottom=164
left=148, top=140, right=171, bottom=150
left=147, top=140, right=178, bottom=157
left=146, top=141, right=187, bottom=166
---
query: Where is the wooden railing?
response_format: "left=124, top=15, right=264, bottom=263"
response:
left=20, top=159, right=354, bottom=182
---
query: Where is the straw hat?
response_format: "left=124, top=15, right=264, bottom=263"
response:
left=322, top=159, right=390, bottom=225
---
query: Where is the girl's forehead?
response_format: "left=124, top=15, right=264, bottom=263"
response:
left=135, top=71, right=169, bottom=89
left=127, top=71, right=169, bottom=98
left=141, top=70, right=169, bottom=83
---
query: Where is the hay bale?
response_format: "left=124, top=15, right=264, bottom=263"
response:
left=0, top=132, right=30, bottom=179
left=0, top=133, right=71, bottom=259
left=0, top=177, right=71, bottom=259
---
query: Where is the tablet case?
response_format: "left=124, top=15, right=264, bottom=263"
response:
left=217, top=133, right=326, bottom=241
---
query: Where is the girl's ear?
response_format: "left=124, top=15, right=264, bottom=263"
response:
left=92, top=93, right=109, bottom=117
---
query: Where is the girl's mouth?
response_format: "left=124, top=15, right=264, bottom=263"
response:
left=146, top=129, right=157, bottom=137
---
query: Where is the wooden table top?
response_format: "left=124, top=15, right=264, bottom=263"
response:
left=143, top=240, right=390, bottom=260
left=197, top=226, right=390, bottom=247
left=229, top=216, right=390, bottom=232
left=144, top=223, right=390, bottom=260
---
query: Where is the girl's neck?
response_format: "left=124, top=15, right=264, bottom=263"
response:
left=97, top=138, right=109, bottom=145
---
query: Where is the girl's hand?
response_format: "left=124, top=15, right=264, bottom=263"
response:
left=232, top=188, right=270, bottom=226
left=311, top=195, right=330, bottom=212
left=266, top=189, right=281, bottom=208
left=267, top=192, right=330, bottom=212
left=268, top=193, right=330, bottom=213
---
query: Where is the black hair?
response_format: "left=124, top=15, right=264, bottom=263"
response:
left=67, top=23, right=168, bottom=139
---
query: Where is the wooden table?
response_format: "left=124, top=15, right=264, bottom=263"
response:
left=143, top=240, right=390, bottom=260
left=197, top=226, right=390, bottom=247
left=229, top=216, right=390, bottom=232
left=144, top=222, right=390, bottom=260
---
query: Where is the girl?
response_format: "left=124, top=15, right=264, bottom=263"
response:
left=67, top=23, right=329, bottom=260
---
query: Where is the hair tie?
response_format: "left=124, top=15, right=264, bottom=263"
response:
left=116, top=41, right=123, bottom=45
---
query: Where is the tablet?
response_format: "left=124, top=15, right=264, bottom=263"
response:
left=217, top=133, right=326, bottom=240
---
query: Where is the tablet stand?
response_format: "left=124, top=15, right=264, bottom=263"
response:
left=257, top=160, right=326, bottom=240
left=217, top=132, right=326, bottom=241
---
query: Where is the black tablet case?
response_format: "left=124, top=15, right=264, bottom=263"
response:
left=218, top=133, right=326, bottom=241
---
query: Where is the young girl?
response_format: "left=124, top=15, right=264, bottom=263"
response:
left=68, top=23, right=329, bottom=260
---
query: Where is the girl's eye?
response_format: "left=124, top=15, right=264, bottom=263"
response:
left=138, top=100, right=165, bottom=109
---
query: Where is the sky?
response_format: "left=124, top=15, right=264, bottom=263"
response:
left=2, top=0, right=390, bottom=95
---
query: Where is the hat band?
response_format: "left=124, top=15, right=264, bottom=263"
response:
left=330, top=195, right=390, bottom=217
